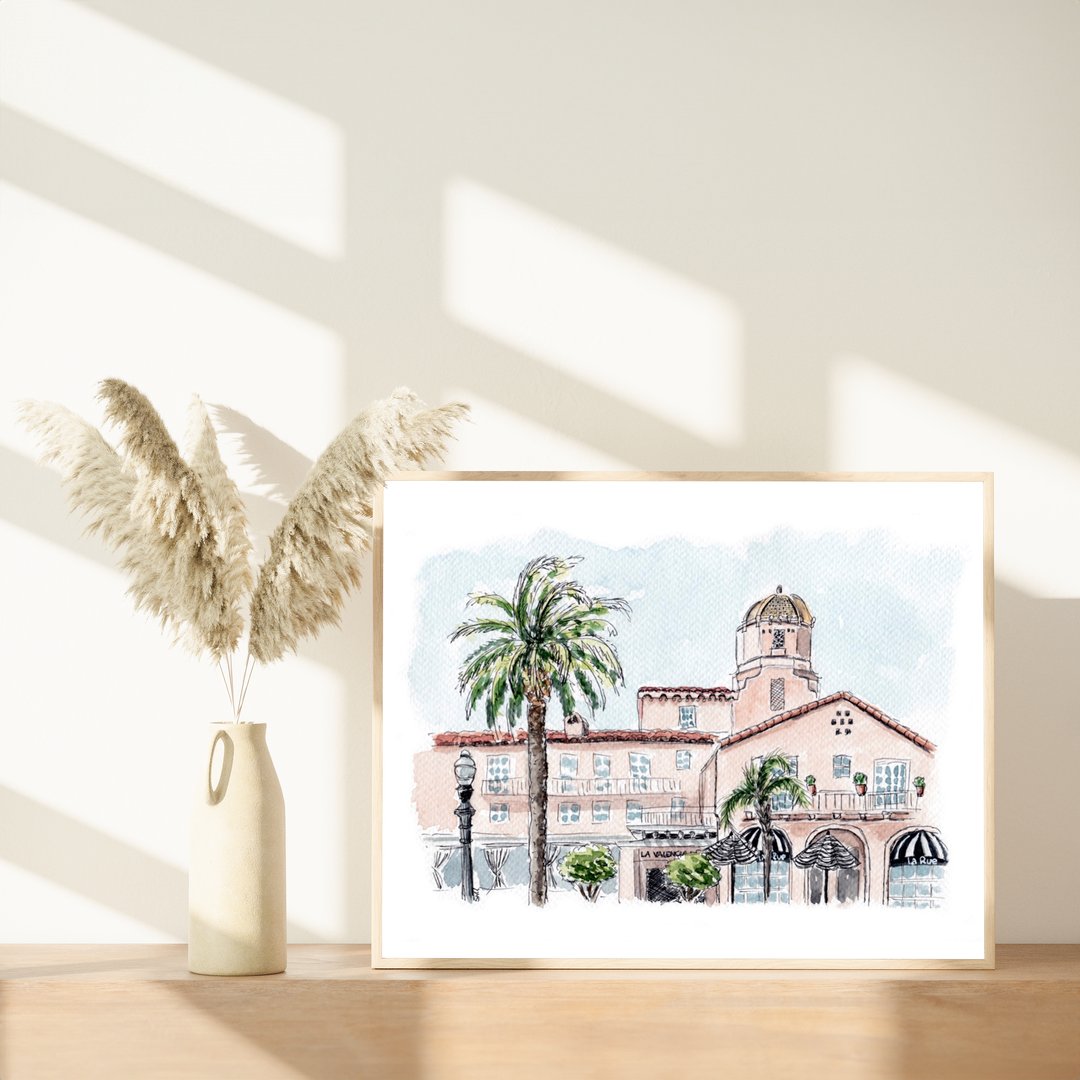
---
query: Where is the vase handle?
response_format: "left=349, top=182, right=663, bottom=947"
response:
left=206, top=729, right=234, bottom=805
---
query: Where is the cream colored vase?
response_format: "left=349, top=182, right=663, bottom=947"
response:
left=189, top=723, right=286, bottom=976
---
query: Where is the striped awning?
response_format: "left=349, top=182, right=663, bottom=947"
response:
left=703, top=830, right=758, bottom=866
left=794, top=831, right=859, bottom=870
left=890, top=829, right=949, bottom=866
left=741, top=826, right=792, bottom=862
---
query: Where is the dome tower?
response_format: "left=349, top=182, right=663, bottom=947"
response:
left=732, top=585, right=820, bottom=728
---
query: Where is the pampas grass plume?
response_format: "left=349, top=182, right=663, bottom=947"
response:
left=20, top=381, right=469, bottom=710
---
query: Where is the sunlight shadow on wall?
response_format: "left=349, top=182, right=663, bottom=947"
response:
left=0, top=0, right=343, bottom=258
left=441, top=387, right=629, bottom=471
left=444, top=178, right=743, bottom=448
left=830, top=355, right=1080, bottom=598
left=0, top=785, right=317, bottom=942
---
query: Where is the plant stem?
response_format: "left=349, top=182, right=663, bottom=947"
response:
left=217, top=659, right=235, bottom=717
left=236, top=652, right=255, bottom=721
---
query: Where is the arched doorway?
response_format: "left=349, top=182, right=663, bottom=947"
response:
left=886, top=828, right=948, bottom=908
left=803, top=827, right=867, bottom=905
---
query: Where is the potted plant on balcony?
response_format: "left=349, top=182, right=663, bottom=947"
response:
left=853, top=772, right=868, bottom=796
left=560, top=845, right=618, bottom=902
left=914, top=776, right=926, bottom=797
left=805, top=774, right=817, bottom=796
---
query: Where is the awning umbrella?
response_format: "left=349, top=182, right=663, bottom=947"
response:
left=703, top=830, right=758, bottom=868
left=794, top=831, right=859, bottom=904
left=741, top=826, right=793, bottom=862
left=890, top=830, right=948, bottom=866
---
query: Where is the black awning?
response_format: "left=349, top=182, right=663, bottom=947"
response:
left=741, top=826, right=792, bottom=862
left=890, top=829, right=949, bottom=866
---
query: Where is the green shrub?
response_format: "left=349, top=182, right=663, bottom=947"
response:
left=853, top=772, right=868, bottom=785
left=805, top=774, right=816, bottom=786
left=664, top=853, right=720, bottom=903
left=560, top=845, right=617, bottom=902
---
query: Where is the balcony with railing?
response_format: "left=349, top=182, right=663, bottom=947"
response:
left=628, top=808, right=717, bottom=841
left=636, top=809, right=717, bottom=828
left=741, top=788, right=920, bottom=821
left=481, top=776, right=681, bottom=797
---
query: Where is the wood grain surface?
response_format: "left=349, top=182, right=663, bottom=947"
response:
left=1, top=944, right=1076, bottom=1079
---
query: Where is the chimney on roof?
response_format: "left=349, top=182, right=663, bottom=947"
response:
left=563, top=712, right=589, bottom=739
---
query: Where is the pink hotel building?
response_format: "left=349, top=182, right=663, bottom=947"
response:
left=415, top=586, right=946, bottom=907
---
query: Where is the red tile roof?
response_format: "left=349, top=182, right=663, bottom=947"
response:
left=432, top=729, right=717, bottom=747
left=637, top=685, right=733, bottom=698
left=718, top=690, right=937, bottom=752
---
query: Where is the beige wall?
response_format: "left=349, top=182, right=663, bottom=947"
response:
left=1, top=0, right=1078, bottom=943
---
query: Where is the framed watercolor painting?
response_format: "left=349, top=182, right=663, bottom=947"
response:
left=373, top=473, right=993, bottom=968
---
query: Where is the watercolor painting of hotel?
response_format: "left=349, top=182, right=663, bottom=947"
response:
left=412, top=562, right=946, bottom=911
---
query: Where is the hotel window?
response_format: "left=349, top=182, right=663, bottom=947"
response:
left=770, top=756, right=799, bottom=811
left=558, top=802, right=581, bottom=824
left=671, top=797, right=687, bottom=816
left=592, top=802, right=611, bottom=823
left=626, top=801, right=643, bottom=824
left=770, top=678, right=785, bottom=712
left=489, top=803, right=509, bottom=824
left=772, top=629, right=786, bottom=649
left=888, top=863, right=946, bottom=909
left=678, top=705, right=697, bottom=729
left=676, top=750, right=692, bottom=770
left=733, top=862, right=791, bottom=905
left=592, top=753, right=612, bottom=793
left=833, top=754, right=852, bottom=779
left=556, top=753, right=579, bottom=794
left=629, top=753, right=652, bottom=791
left=486, top=754, right=511, bottom=793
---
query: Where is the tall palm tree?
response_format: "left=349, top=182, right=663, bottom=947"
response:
left=718, top=751, right=810, bottom=902
left=451, top=555, right=629, bottom=906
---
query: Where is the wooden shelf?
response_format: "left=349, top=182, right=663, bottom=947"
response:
left=2, top=945, right=1078, bottom=1079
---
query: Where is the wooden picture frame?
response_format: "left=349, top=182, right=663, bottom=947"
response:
left=373, top=473, right=994, bottom=968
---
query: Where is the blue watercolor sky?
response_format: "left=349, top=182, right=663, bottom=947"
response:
left=408, top=527, right=963, bottom=741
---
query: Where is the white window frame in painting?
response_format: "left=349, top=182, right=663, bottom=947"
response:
left=874, top=758, right=909, bottom=811
left=489, top=803, right=509, bottom=824
left=558, top=802, right=581, bottom=825
left=678, top=705, right=697, bottom=729
left=887, top=862, right=946, bottom=909
left=592, top=801, right=611, bottom=823
left=486, top=754, right=512, bottom=794
left=833, top=754, right=852, bottom=779
left=629, top=752, right=652, bottom=791
left=675, top=749, right=692, bottom=770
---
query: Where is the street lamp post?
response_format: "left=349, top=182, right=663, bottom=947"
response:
left=454, top=748, right=479, bottom=902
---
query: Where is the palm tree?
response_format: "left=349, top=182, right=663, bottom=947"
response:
left=451, top=555, right=629, bottom=906
left=718, top=751, right=811, bottom=902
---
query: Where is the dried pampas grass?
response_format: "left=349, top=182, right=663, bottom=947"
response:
left=249, top=389, right=469, bottom=662
left=20, top=380, right=468, bottom=717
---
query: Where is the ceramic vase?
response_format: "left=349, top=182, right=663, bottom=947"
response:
left=189, top=723, right=286, bottom=976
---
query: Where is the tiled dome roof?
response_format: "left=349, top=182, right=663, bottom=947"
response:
left=743, top=585, right=813, bottom=626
